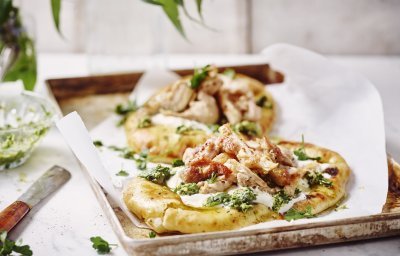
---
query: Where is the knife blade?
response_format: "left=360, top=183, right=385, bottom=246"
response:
left=0, top=165, right=71, bottom=232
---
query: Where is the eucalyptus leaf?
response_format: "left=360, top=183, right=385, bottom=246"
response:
left=162, top=0, right=186, bottom=38
left=195, top=0, right=203, bottom=19
left=50, top=0, right=62, bottom=34
left=3, top=36, right=37, bottom=91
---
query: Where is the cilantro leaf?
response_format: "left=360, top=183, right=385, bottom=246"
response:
left=148, top=231, right=156, bottom=238
left=272, top=190, right=291, bottom=212
left=284, top=206, right=315, bottom=221
left=190, top=65, right=210, bottom=89
left=137, top=116, right=152, bottom=128
left=294, top=135, right=321, bottom=161
left=139, top=165, right=171, bottom=185
left=0, top=231, right=32, bottom=256
left=305, top=171, right=333, bottom=187
left=172, top=159, right=184, bottom=167
left=90, top=236, right=116, bottom=254
left=207, top=172, right=218, bottom=184
left=233, top=121, right=261, bottom=137
left=116, top=170, right=129, bottom=177
left=93, top=140, right=103, bottom=147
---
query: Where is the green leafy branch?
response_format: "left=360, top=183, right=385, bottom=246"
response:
left=142, top=0, right=208, bottom=38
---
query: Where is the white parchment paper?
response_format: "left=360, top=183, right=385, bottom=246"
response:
left=58, top=44, right=388, bottom=232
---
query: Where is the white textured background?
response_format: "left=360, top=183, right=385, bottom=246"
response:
left=18, top=0, right=400, bottom=55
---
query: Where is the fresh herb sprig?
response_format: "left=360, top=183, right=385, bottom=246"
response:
left=115, top=170, right=129, bottom=177
left=139, top=165, right=171, bottom=185
left=114, top=101, right=138, bottom=126
left=233, top=121, right=261, bottom=137
left=305, top=171, right=333, bottom=187
left=190, top=64, right=211, bottom=89
left=174, top=183, right=200, bottom=195
left=172, top=159, right=184, bottom=167
left=284, top=206, right=315, bottom=221
left=141, top=0, right=207, bottom=38
left=0, top=231, right=32, bottom=256
left=294, top=135, right=321, bottom=161
left=90, top=236, right=117, bottom=254
left=272, top=190, right=291, bottom=212
left=204, top=188, right=257, bottom=212
left=148, top=231, right=156, bottom=238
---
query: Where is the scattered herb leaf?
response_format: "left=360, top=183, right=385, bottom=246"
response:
left=174, top=183, right=200, bottom=195
left=148, top=231, right=156, bottom=238
left=172, top=159, right=184, bottom=167
left=204, top=192, right=231, bottom=207
left=137, top=117, right=152, bottom=128
left=0, top=231, right=33, bottom=256
left=305, top=171, right=333, bottom=187
left=190, top=65, right=210, bottom=89
left=284, top=206, right=315, bottom=221
left=204, top=188, right=257, bottom=212
left=207, top=172, right=218, bottom=184
left=116, top=170, right=129, bottom=177
left=272, top=190, right=291, bottom=212
left=93, top=140, right=103, bottom=147
left=233, top=121, right=261, bottom=137
left=294, top=135, right=321, bottom=161
left=90, top=236, right=117, bottom=254
left=115, top=100, right=138, bottom=126
left=176, top=125, right=199, bottom=134
left=139, top=165, right=171, bottom=185
left=255, top=95, right=273, bottom=109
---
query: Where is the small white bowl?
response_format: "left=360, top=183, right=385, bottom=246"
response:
left=0, top=91, right=58, bottom=170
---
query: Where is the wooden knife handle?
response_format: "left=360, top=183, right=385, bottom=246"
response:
left=0, top=201, right=30, bottom=232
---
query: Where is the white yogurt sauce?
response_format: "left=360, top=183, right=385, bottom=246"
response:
left=151, top=113, right=212, bottom=134
left=278, top=193, right=307, bottom=214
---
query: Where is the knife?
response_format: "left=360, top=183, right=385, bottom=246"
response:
left=0, top=165, right=71, bottom=232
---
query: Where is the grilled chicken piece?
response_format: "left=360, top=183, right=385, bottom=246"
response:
left=199, top=77, right=223, bottom=95
left=218, top=90, right=242, bottom=124
left=198, top=179, right=233, bottom=194
left=163, top=91, right=219, bottom=124
left=224, top=159, right=274, bottom=193
left=158, top=81, right=194, bottom=112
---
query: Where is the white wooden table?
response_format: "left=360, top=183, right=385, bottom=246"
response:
left=0, top=53, right=399, bottom=255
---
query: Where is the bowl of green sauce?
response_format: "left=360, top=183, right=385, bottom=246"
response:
left=0, top=91, right=58, bottom=170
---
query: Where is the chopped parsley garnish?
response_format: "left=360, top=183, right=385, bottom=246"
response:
left=190, top=65, right=211, bottom=89
left=204, top=192, right=231, bottom=207
left=233, top=121, right=261, bottom=137
left=174, top=183, right=200, bottom=195
left=139, top=165, right=171, bottom=185
left=115, top=100, right=138, bottom=115
left=284, top=206, right=315, bottom=221
left=172, top=159, right=184, bottom=167
left=148, top=231, right=156, bottom=238
left=255, top=95, right=273, bottom=109
left=228, top=188, right=257, bottom=212
left=115, top=100, right=138, bottom=126
left=272, top=190, right=292, bottom=212
left=90, top=236, right=117, bottom=254
left=93, top=140, right=103, bottom=147
left=204, top=188, right=257, bottom=212
left=0, top=231, right=32, bottom=256
left=115, top=170, right=129, bottom=177
left=137, top=117, right=152, bottom=128
left=176, top=125, right=196, bottom=134
left=293, top=135, right=321, bottom=161
left=305, top=171, right=333, bottom=187
left=207, top=172, right=218, bottom=184
left=134, top=151, right=148, bottom=170
left=107, top=146, right=148, bottom=170
left=223, top=68, right=236, bottom=79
